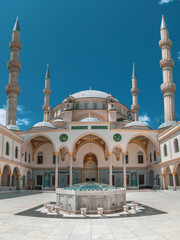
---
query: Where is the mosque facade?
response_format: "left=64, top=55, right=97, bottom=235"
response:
left=0, top=16, right=180, bottom=191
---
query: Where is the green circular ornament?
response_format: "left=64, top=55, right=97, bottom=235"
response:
left=59, top=134, right=68, bottom=142
left=113, top=133, right=122, bottom=142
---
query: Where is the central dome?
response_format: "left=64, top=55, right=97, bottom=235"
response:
left=71, top=90, right=112, bottom=99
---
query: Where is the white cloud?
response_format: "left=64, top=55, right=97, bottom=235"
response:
left=0, top=105, right=31, bottom=127
left=0, top=105, right=6, bottom=126
left=17, top=105, right=24, bottom=114
left=16, top=118, right=30, bottom=126
left=178, top=51, right=180, bottom=60
left=159, top=0, right=173, bottom=4
left=139, top=114, right=151, bottom=126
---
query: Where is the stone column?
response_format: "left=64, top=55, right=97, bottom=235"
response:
left=109, top=153, right=112, bottom=186
left=172, top=172, right=176, bottom=191
left=55, top=152, right=59, bottom=189
left=9, top=174, right=12, bottom=190
left=69, top=153, right=73, bottom=186
left=17, top=175, right=22, bottom=190
left=0, top=173, right=2, bottom=187
left=123, top=152, right=127, bottom=188
left=162, top=174, right=166, bottom=189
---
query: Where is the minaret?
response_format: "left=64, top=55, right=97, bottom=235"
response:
left=159, top=15, right=176, bottom=122
left=131, top=63, right=139, bottom=121
left=43, top=64, right=51, bottom=121
left=6, top=17, right=22, bottom=125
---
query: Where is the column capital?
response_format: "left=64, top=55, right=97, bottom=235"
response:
left=108, top=152, right=112, bottom=156
left=69, top=152, right=73, bottom=156
left=172, top=172, right=176, bottom=176
left=21, top=153, right=24, bottom=157
left=161, top=174, right=166, bottom=177
left=17, top=175, right=21, bottom=178
left=157, top=152, right=160, bottom=156
left=123, top=152, right=126, bottom=156
left=55, top=152, right=59, bottom=156
left=9, top=174, right=13, bottom=177
left=0, top=173, right=2, bottom=176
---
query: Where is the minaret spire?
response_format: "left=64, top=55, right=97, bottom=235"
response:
left=43, top=64, right=51, bottom=121
left=131, top=63, right=139, bottom=121
left=6, top=17, right=22, bottom=125
left=159, top=15, right=176, bottom=122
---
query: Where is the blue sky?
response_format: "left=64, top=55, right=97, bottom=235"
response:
left=0, top=0, right=179, bottom=130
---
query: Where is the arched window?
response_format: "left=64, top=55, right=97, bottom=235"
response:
left=6, top=142, right=9, bottom=156
left=138, top=151, right=144, bottom=164
left=53, top=152, right=56, bottom=164
left=150, top=153, right=152, bottom=163
left=84, top=103, right=88, bottom=109
left=15, top=146, right=18, bottom=159
left=25, top=152, right=27, bottom=162
left=37, top=151, right=43, bottom=164
left=28, top=153, right=30, bottom=163
left=163, top=144, right=168, bottom=157
left=174, top=138, right=179, bottom=153
left=102, top=103, right=106, bottom=109
left=94, top=103, right=97, bottom=109
left=76, top=103, right=79, bottom=109
left=154, top=151, right=156, bottom=161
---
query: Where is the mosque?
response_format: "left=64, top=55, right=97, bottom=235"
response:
left=0, top=16, right=180, bottom=191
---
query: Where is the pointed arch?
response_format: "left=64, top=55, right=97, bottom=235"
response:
left=124, top=133, right=159, bottom=152
left=22, top=133, right=56, bottom=153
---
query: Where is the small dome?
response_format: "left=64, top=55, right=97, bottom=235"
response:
left=33, top=121, right=56, bottom=128
left=52, top=118, right=64, bottom=123
left=6, top=124, right=21, bottom=131
left=125, top=121, right=147, bottom=128
left=158, top=121, right=177, bottom=129
left=63, top=182, right=119, bottom=191
left=80, top=117, right=99, bottom=122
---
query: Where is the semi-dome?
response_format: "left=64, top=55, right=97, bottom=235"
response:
left=158, top=121, right=177, bottom=129
left=33, top=121, right=56, bottom=128
left=64, top=90, right=117, bottom=101
left=52, top=118, right=64, bottom=123
left=6, top=124, right=21, bottom=131
left=63, top=182, right=119, bottom=191
left=80, top=117, right=99, bottom=122
left=124, top=121, right=147, bottom=128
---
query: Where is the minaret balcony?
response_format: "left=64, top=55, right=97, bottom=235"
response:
left=160, top=59, right=174, bottom=69
left=131, top=104, right=139, bottom=110
left=5, top=84, right=20, bottom=95
left=7, top=60, right=21, bottom=70
left=131, top=87, right=139, bottom=94
left=159, top=39, right=172, bottom=48
left=9, top=41, right=22, bottom=50
left=161, top=82, right=176, bottom=94
left=43, top=88, right=51, bottom=94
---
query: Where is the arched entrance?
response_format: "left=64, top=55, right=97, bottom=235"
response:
left=165, top=166, right=172, bottom=189
left=12, top=167, right=20, bottom=190
left=83, top=153, right=98, bottom=182
left=149, top=170, right=154, bottom=187
left=2, top=165, right=11, bottom=187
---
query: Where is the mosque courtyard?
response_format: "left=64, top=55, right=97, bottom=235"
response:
left=0, top=190, right=180, bottom=240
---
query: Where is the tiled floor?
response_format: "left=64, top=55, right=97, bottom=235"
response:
left=0, top=190, right=180, bottom=239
